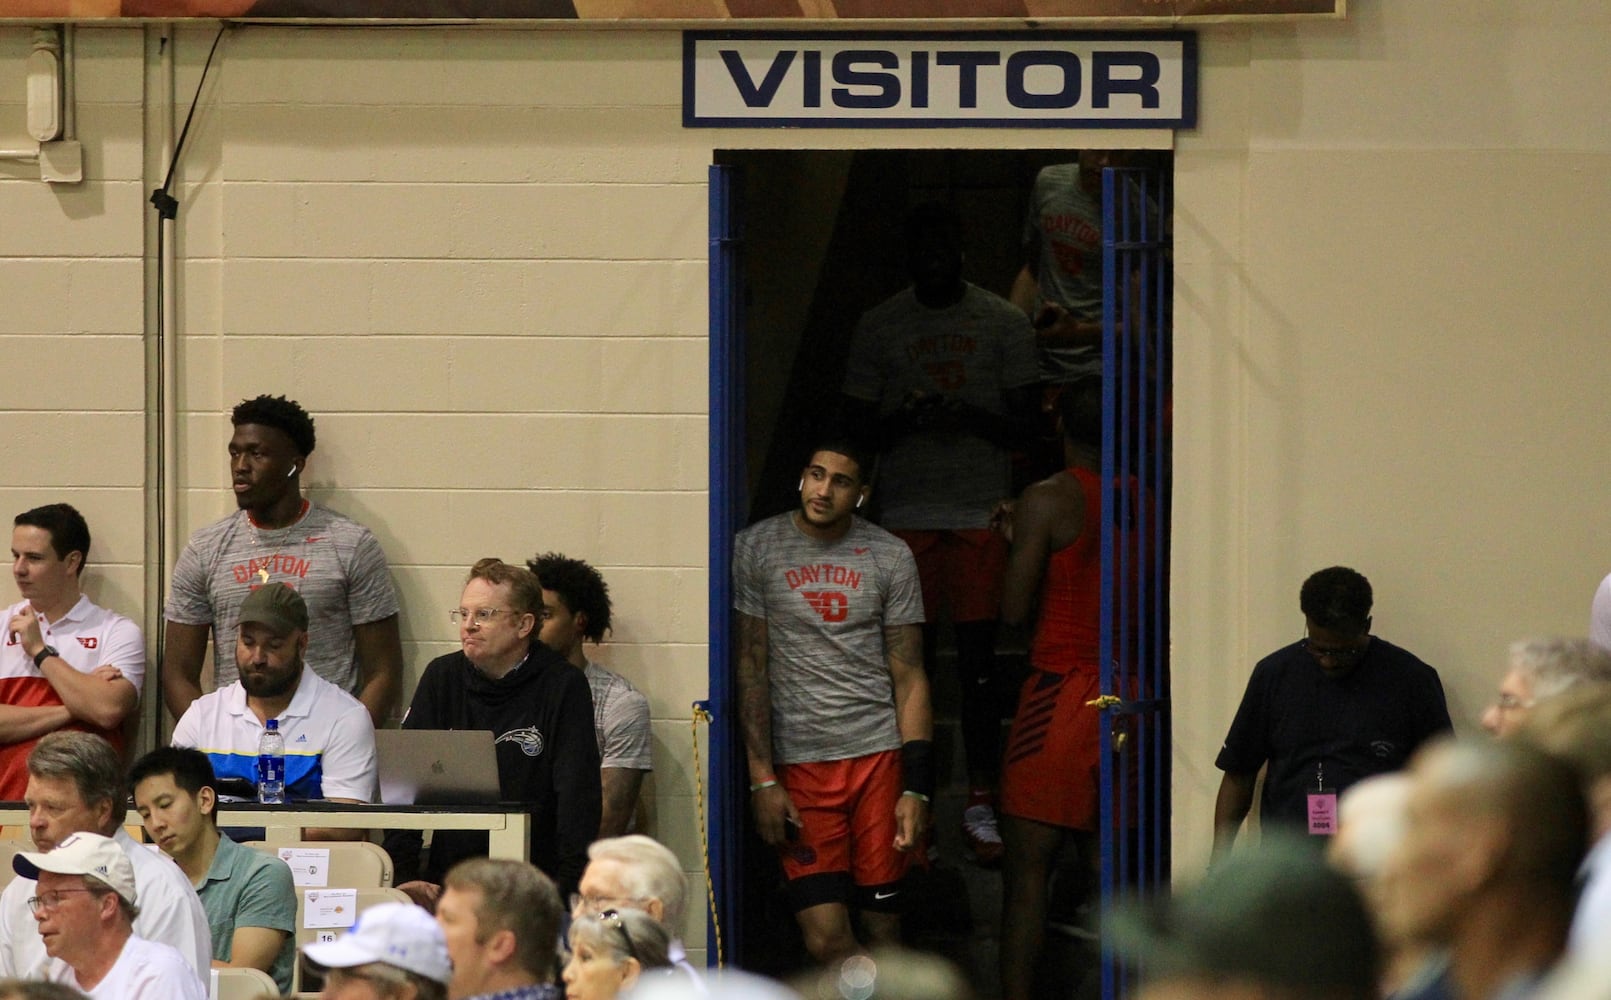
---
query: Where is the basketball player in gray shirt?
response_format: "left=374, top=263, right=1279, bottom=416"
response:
left=734, top=441, right=931, bottom=965
left=161, top=395, right=403, bottom=728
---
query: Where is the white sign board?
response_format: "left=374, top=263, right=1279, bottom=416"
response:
left=278, top=847, right=332, bottom=888
left=684, top=31, right=1196, bottom=129
left=303, top=888, right=359, bottom=929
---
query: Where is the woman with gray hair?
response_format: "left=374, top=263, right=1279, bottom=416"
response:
left=562, top=908, right=672, bottom=1000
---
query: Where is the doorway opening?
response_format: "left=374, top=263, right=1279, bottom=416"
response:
left=709, top=147, right=1173, bottom=999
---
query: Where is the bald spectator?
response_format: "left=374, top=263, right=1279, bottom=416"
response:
left=1520, top=686, right=1611, bottom=956
left=1328, top=774, right=1444, bottom=1000
left=1381, top=739, right=1588, bottom=1000
left=0, top=732, right=211, bottom=979
left=1480, top=637, right=1611, bottom=738
left=436, top=858, right=564, bottom=1000
left=1590, top=572, right=1611, bottom=653
left=573, top=836, right=701, bottom=990
left=1112, top=834, right=1379, bottom=1000
left=15, top=832, right=205, bottom=999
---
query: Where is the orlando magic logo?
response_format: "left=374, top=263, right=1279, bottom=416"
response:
left=496, top=727, right=545, bottom=757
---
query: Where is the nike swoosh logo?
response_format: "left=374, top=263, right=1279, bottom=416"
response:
left=873, top=890, right=897, bottom=900
left=305, top=536, right=326, bottom=544
left=853, top=548, right=869, bottom=555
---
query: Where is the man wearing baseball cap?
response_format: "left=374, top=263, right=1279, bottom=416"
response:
left=15, top=831, right=205, bottom=999
left=172, top=582, right=377, bottom=820
left=303, top=900, right=452, bottom=1000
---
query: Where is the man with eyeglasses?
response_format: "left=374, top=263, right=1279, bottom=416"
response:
left=385, top=559, right=600, bottom=907
left=15, top=832, right=206, bottom=999
left=1212, top=566, right=1451, bottom=857
left=170, top=583, right=377, bottom=835
left=1477, top=636, right=1611, bottom=739
left=573, top=835, right=703, bottom=989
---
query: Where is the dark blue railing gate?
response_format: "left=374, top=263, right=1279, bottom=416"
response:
left=1099, top=163, right=1173, bottom=1000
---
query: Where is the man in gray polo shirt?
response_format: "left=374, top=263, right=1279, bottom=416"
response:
left=130, top=746, right=296, bottom=995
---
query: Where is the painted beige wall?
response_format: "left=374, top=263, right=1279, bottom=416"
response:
left=1172, top=0, right=1611, bottom=874
left=4, top=0, right=1611, bottom=956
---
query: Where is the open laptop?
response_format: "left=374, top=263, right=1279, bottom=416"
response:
left=375, top=729, right=502, bottom=806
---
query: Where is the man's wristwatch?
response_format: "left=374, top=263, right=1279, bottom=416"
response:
left=33, top=645, right=58, bottom=669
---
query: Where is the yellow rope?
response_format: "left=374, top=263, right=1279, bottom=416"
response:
left=691, top=702, right=723, bottom=968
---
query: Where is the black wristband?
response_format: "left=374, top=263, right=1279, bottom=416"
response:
left=900, top=739, right=934, bottom=799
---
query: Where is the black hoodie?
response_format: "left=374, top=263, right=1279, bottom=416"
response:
left=382, top=644, right=601, bottom=895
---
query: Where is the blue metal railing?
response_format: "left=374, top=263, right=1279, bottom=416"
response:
left=1099, top=163, right=1173, bottom=1000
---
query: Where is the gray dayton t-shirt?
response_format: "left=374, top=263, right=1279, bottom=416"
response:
left=1024, top=162, right=1103, bottom=383
left=843, top=282, right=1038, bottom=531
left=165, top=503, right=400, bottom=694
left=733, top=513, right=925, bottom=765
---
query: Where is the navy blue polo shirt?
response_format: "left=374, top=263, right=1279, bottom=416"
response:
left=1215, top=636, right=1453, bottom=830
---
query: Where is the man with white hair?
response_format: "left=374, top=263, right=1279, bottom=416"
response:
left=1479, top=637, right=1611, bottom=738
left=14, top=832, right=205, bottom=999
left=573, top=835, right=702, bottom=989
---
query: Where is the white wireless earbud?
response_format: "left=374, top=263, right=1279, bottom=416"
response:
left=798, top=479, right=805, bottom=491
left=286, top=466, right=297, bottom=479
left=856, top=495, right=865, bottom=508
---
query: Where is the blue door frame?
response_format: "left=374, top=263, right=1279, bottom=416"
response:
left=706, top=162, right=746, bottom=964
left=1098, top=163, right=1173, bottom=1000
left=706, top=159, right=1173, bottom=991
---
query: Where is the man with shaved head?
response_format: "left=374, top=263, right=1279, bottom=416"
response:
left=1382, top=738, right=1588, bottom=1000
left=1520, top=686, right=1611, bottom=956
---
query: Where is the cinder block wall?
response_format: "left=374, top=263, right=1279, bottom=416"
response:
left=0, top=27, right=147, bottom=633
left=178, top=24, right=716, bottom=957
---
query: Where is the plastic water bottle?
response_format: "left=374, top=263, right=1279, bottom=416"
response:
left=257, top=718, right=285, bottom=804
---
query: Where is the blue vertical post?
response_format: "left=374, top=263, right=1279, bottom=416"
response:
left=1098, top=164, right=1121, bottom=1000
left=1099, top=164, right=1173, bottom=1000
left=707, top=163, right=746, bottom=964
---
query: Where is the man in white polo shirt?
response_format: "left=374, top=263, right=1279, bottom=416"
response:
left=2, top=503, right=143, bottom=798
left=16, top=831, right=205, bottom=1000
left=172, top=582, right=376, bottom=829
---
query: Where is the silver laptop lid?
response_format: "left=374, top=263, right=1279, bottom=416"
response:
left=375, top=729, right=501, bottom=805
